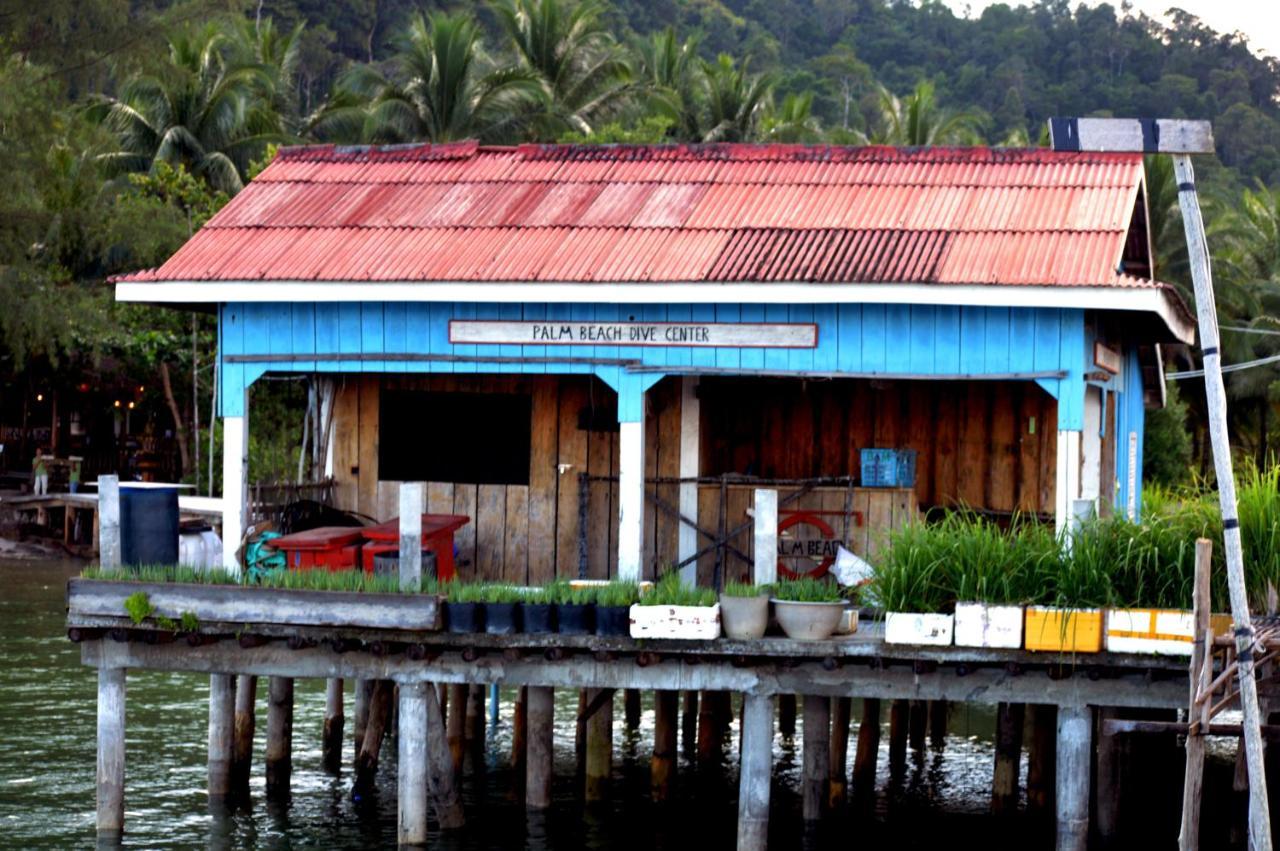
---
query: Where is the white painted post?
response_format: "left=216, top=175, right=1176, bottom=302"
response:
left=752, top=489, right=778, bottom=586
left=98, top=475, right=121, bottom=570
left=97, top=665, right=125, bottom=838
left=221, top=415, right=247, bottom=574
left=738, top=693, right=774, bottom=851
left=678, top=376, right=701, bottom=586
left=1055, top=705, right=1091, bottom=851
left=399, top=483, right=424, bottom=591
left=618, top=419, right=646, bottom=582
left=1080, top=386, right=1102, bottom=501
left=208, top=673, right=235, bottom=801
left=1054, top=430, right=1082, bottom=540
left=398, top=681, right=429, bottom=847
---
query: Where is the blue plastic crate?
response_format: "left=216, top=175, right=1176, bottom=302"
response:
left=860, top=448, right=918, bottom=488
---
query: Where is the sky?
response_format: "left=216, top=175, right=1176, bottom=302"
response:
left=943, top=0, right=1280, bottom=58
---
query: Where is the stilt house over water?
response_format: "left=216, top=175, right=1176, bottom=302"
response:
left=114, top=142, right=1195, bottom=577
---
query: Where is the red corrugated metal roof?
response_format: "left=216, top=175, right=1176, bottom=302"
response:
left=113, top=142, right=1167, bottom=289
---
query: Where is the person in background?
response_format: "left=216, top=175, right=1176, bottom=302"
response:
left=68, top=458, right=81, bottom=494
left=32, top=447, right=48, bottom=496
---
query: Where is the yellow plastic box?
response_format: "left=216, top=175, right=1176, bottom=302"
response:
left=1024, top=606, right=1104, bottom=653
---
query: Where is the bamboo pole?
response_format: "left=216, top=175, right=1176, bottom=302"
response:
left=1180, top=539, right=1214, bottom=850
left=1175, top=153, right=1272, bottom=851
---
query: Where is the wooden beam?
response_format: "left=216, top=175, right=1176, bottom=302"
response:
left=1048, top=117, right=1214, bottom=154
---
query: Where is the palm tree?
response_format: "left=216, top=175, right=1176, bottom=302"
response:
left=91, top=23, right=278, bottom=194
left=230, top=17, right=305, bottom=136
left=490, top=0, right=633, bottom=136
left=633, top=27, right=702, bottom=141
left=762, top=92, right=822, bottom=143
left=699, top=54, right=774, bottom=143
left=864, top=81, right=984, bottom=146
left=313, top=10, right=540, bottom=144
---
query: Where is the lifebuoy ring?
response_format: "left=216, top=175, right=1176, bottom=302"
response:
left=776, top=511, right=837, bottom=580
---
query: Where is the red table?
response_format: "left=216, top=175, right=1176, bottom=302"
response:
left=361, top=514, right=470, bottom=581
left=270, top=526, right=365, bottom=571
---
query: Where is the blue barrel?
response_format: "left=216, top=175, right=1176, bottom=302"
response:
left=120, top=486, right=180, bottom=566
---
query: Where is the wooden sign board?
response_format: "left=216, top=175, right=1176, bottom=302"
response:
left=449, top=320, right=818, bottom=348
left=1094, top=341, right=1122, bottom=375
left=1048, top=117, right=1214, bottom=154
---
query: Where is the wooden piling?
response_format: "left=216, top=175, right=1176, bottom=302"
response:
left=354, top=679, right=392, bottom=796
left=853, top=698, right=882, bottom=802
left=323, top=678, right=344, bottom=775
left=265, top=676, right=293, bottom=799
left=1027, top=704, right=1057, bottom=817
left=802, top=694, right=830, bottom=821
left=1179, top=538, right=1212, bottom=851
left=829, top=696, right=852, bottom=809
left=465, top=683, right=486, bottom=759
left=737, top=693, right=774, bottom=851
left=652, top=690, right=677, bottom=803
left=526, top=686, right=554, bottom=810
left=1056, top=704, right=1092, bottom=851
left=447, top=683, right=467, bottom=775
left=1095, top=707, right=1121, bottom=841
left=231, top=674, right=256, bottom=795
left=585, top=688, right=613, bottom=802
left=778, top=693, right=797, bottom=737
left=992, top=701, right=1025, bottom=815
left=576, top=689, right=588, bottom=777
left=208, top=673, right=235, bottom=802
left=424, top=681, right=464, bottom=828
left=888, top=699, right=909, bottom=775
left=512, top=686, right=528, bottom=778
left=681, top=690, right=699, bottom=756
left=929, top=700, right=949, bottom=748
left=624, top=688, right=642, bottom=729
left=97, top=665, right=125, bottom=839
left=353, top=678, right=373, bottom=758
left=397, top=682, right=429, bottom=848
left=697, top=689, right=720, bottom=767
left=908, top=699, right=928, bottom=754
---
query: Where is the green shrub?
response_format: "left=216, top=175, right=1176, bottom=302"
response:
left=772, top=577, right=844, bottom=603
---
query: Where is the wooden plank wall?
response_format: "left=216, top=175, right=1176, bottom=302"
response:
left=698, top=377, right=1058, bottom=516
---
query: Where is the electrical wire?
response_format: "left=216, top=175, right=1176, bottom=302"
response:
left=1167, top=352, right=1280, bottom=380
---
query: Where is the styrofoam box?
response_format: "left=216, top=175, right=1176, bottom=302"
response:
left=884, top=612, right=954, bottom=646
left=629, top=603, right=721, bottom=640
left=953, top=602, right=1024, bottom=649
left=1105, top=608, right=1195, bottom=656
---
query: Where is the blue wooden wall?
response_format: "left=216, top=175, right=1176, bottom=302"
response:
left=1115, top=349, right=1147, bottom=518
left=219, top=301, right=1088, bottom=427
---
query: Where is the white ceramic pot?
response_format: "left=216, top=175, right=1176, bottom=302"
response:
left=719, top=594, right=770, bottom=640
left=772, top=599, right=845, bottom=641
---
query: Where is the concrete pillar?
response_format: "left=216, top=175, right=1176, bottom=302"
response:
left=398, top=682, right=429, bottom=847
left=97, top=666, right=125, bottom=838
left=1056, top=705, right=1092, bottom=851
left=737, top=693, right=774, bottom=851
left=399, top=483, right=424, bottom=591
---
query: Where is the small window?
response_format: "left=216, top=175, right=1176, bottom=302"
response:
left=379, top=390, right=532, bottom=485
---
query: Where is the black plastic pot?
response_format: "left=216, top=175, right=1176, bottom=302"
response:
left=524, top=603, right=556, bottom=634
left=445, top=601, right=484, bottom=634
left=485, top=602, right=522, bottom=635
left=595, top=605, right=631, bottom=637
left=557, top=603, right=594, bottom=636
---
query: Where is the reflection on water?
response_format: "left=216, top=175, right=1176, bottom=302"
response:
left=0, top=558, right=1227, bottom=849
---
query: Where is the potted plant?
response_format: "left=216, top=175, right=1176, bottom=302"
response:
left=771, top=578, right=848, bottom=641
left=1024, top=522, right=1109, bottom=653
left=595, top=581, right=640, bottom=637
left=873, top=523, right=954, bottom=646
left=630, top=573, right=720, bottom=639
left=523, top=581, right=561, bottom=634
left=946, top=513, right=1050, bottom=649
left=555, top=583, right=596, bottom=636
left=481, top=584, right=523, bottom=635
left=720, top=581, right=771, bottom=640
left=444, top=581, right=486, bottom=634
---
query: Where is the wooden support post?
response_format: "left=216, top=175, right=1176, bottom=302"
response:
left=265, top=676, right=294, bottom=799
left=652, top=690, right=677, bottom=803
left=526, top=686, right=554, bottom=810
left=752, top=488, right=778, bottom=586
left=447, top=683, right=467, bottom=775
left=888, top=699, right=909, bottom=776
left=98, top=475, right=121, bottom=569
left=617, top=400, right=646, bottom=582
left=398, top=681, right=429, bottom=848
left=585, top=688, right=613, bottom=802
left=1027, top=704, right=1058, bottom=817
left=399, top=483, right=424, bottom=591
left=738, top=693, right=774, bottom=851
left=624, top=688, right=642, bottom=729
left=1095, top=707, right=1121, bottom=841
left=677, top=376, right=700, bottom=586
left=992, top=701, right=1026, bottom=815
left=802, top=694, right=830, bottom=821
left=908, top=698, right=928, bottom=754
left=853, top=698, right=881, bottom=802
left=354, top=679, right=392, bottom=796
left=97, top=665, right=125, bottom=839
left=697, top=689, right=720, bottom=768
left=465, top=683, right=485, bottom=765
left=323, top=678, right=344, bottom=775
left=231, top=674, right=256, bottom=795
left=576, top=689, right=588, bottom=777
left=1056, top=705, right=1092, bottom=851
left=208, top=673, right=235, bottom=803
left=829, top=696, right=852, bottom=809
left=353, top=678, right=373, bottom=758
left=423, top=682, right=464, bottom=829
left=1180, top=538, right=1213, bottom=851
left=778, top=693, right=797, bottom=738
left=221, top=415, right=246, bottom=574
left=512, top=686, right=528, bottom=777
left=682, top=691, right=699, bottom=756
left=929, top=700, right=949, bottom=748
